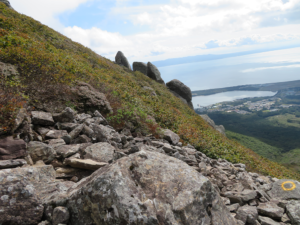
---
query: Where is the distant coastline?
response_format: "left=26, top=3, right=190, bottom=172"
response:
left=192, top=80, right=300, bottom=97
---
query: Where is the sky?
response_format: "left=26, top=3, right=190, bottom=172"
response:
left=9, top=0, right=300, bottom=63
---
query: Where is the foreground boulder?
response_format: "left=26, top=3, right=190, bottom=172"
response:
left=166, top=79, right=194, bottom=109
left=147, top=62, right=165, bottom=84
left=0, top=136, right=27, bottom=160
left=62, top=150, right=236, bottom=225
left=115, top=51, right=131, bottom=70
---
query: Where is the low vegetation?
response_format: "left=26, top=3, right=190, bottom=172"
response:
left=1, top=3, right=300, bottom=180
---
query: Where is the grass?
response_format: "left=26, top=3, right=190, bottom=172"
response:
left=0, top=2, right=300, bottom=180
left=267, top=114, right=300, bottom=128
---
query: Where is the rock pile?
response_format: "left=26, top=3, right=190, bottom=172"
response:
left=0, top=106, right=299, bottom=225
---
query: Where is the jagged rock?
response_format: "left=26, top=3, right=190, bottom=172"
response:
left=55, top=167, right=92, bottom=179
left=72, top=134, right=91, bottom=144
left=72, top=82, right=112, bottom=113
left=200, top=114, right=226, bottom=136
left=235, top=205, right=258, bottom=224
left=47, top=139, right=66, bottom=148
left=31, top=111, right=55, bottom=126
left=133, top=62, right=147, bottom=75
left=69, top=124, right=84, bottom=140
left=28, top=141, right=56, bottom=163
left=147, top=62, right=165, bottom=84
left=63, top=150, right=236, bottom=225
left=59, top=123, right=78, bottom=132
left=83, top=142, right=115, bottom=163
left=286, top=200, right=300, bottom=224
left=55, top=144, right=81, bottom=158
left=163, top=129, right=180, bottom=145
left=45, top=130, right=68, bottom=139
left=0, top=159, right=27, bottom=169
left=227, top=203, right=240, bottom=212
left=0, top=165, right=56, bottom=225
left=38, top=221, right=51, bottom=225
left=12, top=108, right=28, bottom=132
left=257, top=202, right=284, bottom=220
left=0, top=136, right=27, bottom=160
left=258, top=216, right=281, bottom=225
left=240, top=189, right=257, bottom=202
left=115, top=51, right=131, bottom=70
left=281, top=213, right=291, bottom=223
left=64, top=158, right=108, bottom=170
left=36, top=127, right=50, bottom=136
left=268, top=179, right=300, bottom=200
left=53, top=206, right=70, bottom=225
left=93, top=110, right=108, bottom=125
left=91, top=124, right=121, bottom=143
left=75, top=113, right=91, bottom=123
left=52, top=107, right=75, bottom=123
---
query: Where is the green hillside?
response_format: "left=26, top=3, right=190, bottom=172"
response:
left=1, top=3, right=299, bottom=180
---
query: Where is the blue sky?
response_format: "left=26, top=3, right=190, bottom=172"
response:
left=10, top=0, right=300, bottom=62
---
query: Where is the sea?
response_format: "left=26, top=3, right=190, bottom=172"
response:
left=158, top=47, right=300, bottom=107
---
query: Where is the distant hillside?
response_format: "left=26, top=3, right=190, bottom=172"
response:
left=192, top=80, right=300, bottom=96
left=1, top=2, right=299, bottom=180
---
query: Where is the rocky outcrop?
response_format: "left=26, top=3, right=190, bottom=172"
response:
left=147, top=62, right=165, bottom=84
left=0, top=0, right=13, bottom=9
left=166, top=79, right=194, bottom=109
left=133, top=62, right=147, bottom=75
left=0, top=107, right=299, bottom=225
left=115, top=51, right=131, bottom=70
left=0, top=136, right=27, bottom=160
left=201, top=114, right=226, bottom=136
left=72, top=82, right=112, bottom=113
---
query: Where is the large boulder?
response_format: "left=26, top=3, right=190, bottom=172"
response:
left=268, top=179, right=300, bottom=200
left=0, top=165, right=56, bottom=225
left=133, top=62, right=147, bottom=75
left=147, top=62, right=165, bottom=84
left=0, top=136, right=27, bottom=160
left=62, top=150, right=236, bottom=225
left=201, top=114, right=226, bottom=136
left=72, top=82, right=112, bottom=113
left=166, top=79, right=194, bottom=109
left=115, top=51, right=131, bottom=70
left=52, top=107, right=75, bottom=123
left=163, top=129, right=180, bottom=145
left=31, top=111, right=55, bottom=126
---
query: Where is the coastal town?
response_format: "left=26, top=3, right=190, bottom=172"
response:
left=195, top=96, right=297, bottom=114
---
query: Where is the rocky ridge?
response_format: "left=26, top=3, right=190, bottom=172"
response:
left=1, top=105, right=299, bottom=225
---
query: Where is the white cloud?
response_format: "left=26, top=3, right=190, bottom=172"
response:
left=241, top=64, right=300, bottom=73
left=10, top=0, right=91, bottom=31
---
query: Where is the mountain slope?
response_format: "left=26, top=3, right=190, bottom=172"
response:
left=0, top=2, right=299, bottom=180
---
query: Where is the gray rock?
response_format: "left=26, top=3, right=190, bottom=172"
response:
left=72, top=134, right=91, bottom=144
left=72, top=82, right=112, bottom=113
left=268, top=179, right=300, bottom=200
left=56, top=144, right=81, bottom=158
left=64, top=158, right=108, bottom=170
left=258, top=216, right=281, bottom=225
left=93, top=110, right=108, bottom=125
left=235, top=205, right=258, bottom=224
left=0, top=159, right=27, bottom=169
left=69, top=124, right=84, bottom=140
left=47, top=139, right=66, bottom=148
left=166, top=79, right=192, bottom=102
left=0, top=136, right=27, bottom=160
left=227, top=203, right=240, bottom=212
left=0, top=165, right=57, bottom=225
left=91, top=124, right=121, bottom=143
left=163, top=129, right=180, bottom=145
left=53, top=207, right=70, bottom=225
left=83, top=142, right=115, bottom=163
left=240, top=189, right=257, bottom=202
left=46, top=130, right=68, bottom=139
left=0, top=0, right=13, bottom=9
left=38, top=221, right=51, bottom=225
left=28, top=141, right=56, bottom=163
left=12, top=108, right=28, bottom=132
left=201, top=114, right=226, bottom=136
left=52, top=107, right=75, bottom=123
left=55, top=167, right=92, bottom=179
left=286, top=200, right=300, bottom=225
left=257, top=202, right=284, bottom=220
left=31, top=111, right=55, bottom=126
left=133, top=62, right=147, bottom=75
left=61, top=135, right=72, bottom=144
left=147, top=62, right=165, bottom=84
left=59, top=123, right=78, bottom=132
left=64, top=150, right=236, bottom=225
left=115, top=51, right=131, bottom=70
left=281, top=213, right=291, bottom=223
left=143, top=86, right=157, bottom=96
